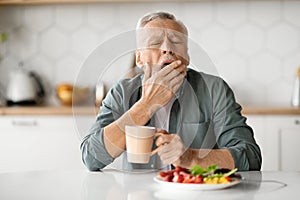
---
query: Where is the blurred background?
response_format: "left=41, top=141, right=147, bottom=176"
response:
left=0, top=0, right=299, bottom=106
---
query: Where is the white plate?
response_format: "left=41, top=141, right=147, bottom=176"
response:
left=153, top=176, right=241, bottom=191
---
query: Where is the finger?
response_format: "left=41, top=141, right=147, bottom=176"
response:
left=159, top=150, right=181, bottom=165
left=151, top=145, right=163, bottom=156
left=171, top=79, right=184, bottom=94
left=170, top=60, right=182, bottom=69
left=160, top=151, right=179, bottom=161
left=154, top=132, right=165, bottom=139
left=164, top=68, right=182, bottom=82
left=170, top=73, right=184, bottom=84
left=162, top=64, right=186, bottom=83
left=159, top=147, right=182, bottom=162
left=155, top=134, right=174, bottom=146
left=157, top=129, right=169, bottom=134
left=159, top=60, right=182, bottom=76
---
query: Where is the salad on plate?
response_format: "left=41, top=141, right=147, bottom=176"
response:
left=157, top=164, right=241, bottom=184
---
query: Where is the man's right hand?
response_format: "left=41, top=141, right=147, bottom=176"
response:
left=139, top=60, right=186, bottom=115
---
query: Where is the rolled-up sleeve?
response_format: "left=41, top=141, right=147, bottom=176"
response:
left=80, top=83, right=125, bottom=171
left=80, top=125, right=114, bottom=171
left=212, top=78, right=262, bottom=171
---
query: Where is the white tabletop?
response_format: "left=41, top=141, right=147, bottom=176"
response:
left=0, top=169, right=299, bottom=200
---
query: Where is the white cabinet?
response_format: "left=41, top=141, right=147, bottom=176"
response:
left=246, top=115, right=300, bottom=171
left=245, top=115, right=266, bottom=170
left=0, top=115, right=95, bottom=173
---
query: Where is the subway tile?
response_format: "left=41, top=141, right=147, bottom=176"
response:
left=40, top=27, right=68, bottom=60
left=181, top=2, right=213, bottom=29
left=116, top=3, right=156, bottom=29
left=283, top=0, right=300, bottom=27
left=23, top=5, right=54, bottom=32
left=200, top=25, right=231, bottom=56
left=215, top=52, right=247, bottom=86
left=7, top=26, right=37, bottom=61
left=55, top=4, right=84, bottom=32
left=249, top=52, right=281, bottom=86
left=54, top=56, right=83, bottom=85
left=215, top=1, right=247, bottom=28
left=267, top=23, right=299, bottom=56
left=233, top=82, right=267, bottom=106
left=87, top=4, right=117, bottom=31
left=233, top=24, right=264, bottom=57
left=249, top=0, right=281, bottom=28
left=71, top=27, right=100, bottom=59
left=267, top=81, right=293, bottom=106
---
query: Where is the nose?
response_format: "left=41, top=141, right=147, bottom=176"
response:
left=161, top=40, right=174, bottom=55
left=162, top=49, right=174, bottom=55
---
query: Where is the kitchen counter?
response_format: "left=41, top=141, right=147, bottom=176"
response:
left=0, top=169, right=299, bottom=200
left=0, top=106, right=99, bottom=116
left=0, top=105, right=300, bottom=115
left=241, top=106, right=300, bottom=115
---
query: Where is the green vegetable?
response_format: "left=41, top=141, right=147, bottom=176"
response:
left=223, top=168, right=238, bottom=177
left=189, top=164, right=238, bottom=179
left=189, top=164, right=218, bottom=176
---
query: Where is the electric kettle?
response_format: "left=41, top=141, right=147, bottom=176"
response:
left=6, top=63, right=45, bottom=105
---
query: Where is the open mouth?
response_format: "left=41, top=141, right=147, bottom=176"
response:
left=163, top=62, right=171, bottom=67
left=162, top=60, right=174, bottom=68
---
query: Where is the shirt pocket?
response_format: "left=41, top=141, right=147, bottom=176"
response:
left=180, top=121, right=216, bottom=149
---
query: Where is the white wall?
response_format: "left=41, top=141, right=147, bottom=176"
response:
left=0, top=0, right=299, bottom=106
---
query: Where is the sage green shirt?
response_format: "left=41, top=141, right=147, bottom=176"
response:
left=81, top=68, right=262, bottom=171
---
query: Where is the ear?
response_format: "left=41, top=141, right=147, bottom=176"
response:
left=135, top=50, right=143, bottom=68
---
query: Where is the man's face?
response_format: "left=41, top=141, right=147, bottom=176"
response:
left=136, top=18, right=189, bottom=73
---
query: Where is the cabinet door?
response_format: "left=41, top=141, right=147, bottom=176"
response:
left=265, top=115, right=300, bottom=171
left=245, top=115, right=267, bottom=170
left=278, top=116, right=300, bottom=171
left=0, top=116, right=94, bottom=173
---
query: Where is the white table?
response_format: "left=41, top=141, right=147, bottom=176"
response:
left=0, top=169, right=299, bottom=200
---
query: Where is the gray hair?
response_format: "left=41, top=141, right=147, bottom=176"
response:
left=136, top=11, right=188, bottom=34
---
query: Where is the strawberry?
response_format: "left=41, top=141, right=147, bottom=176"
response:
left=194, top=175, right=203, bottom=183
left=182, top=175, right=194, bottom=183
left=175, top=166, right=189, bottom=173
left=159, top=171, right=168, bottom=177
left=225, top=176, right=232, bottom=182
left=172, top=171, right=185, bottom=183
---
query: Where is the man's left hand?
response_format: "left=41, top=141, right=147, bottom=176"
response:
left=155, top=130, right=185, bottom=165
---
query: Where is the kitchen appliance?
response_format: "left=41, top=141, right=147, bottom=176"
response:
left=6, top=63, right=45, bottom=105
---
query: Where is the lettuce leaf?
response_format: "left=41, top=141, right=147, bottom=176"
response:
left=189, top=164, right=218, bottom=176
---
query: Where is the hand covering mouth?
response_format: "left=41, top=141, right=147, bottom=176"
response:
left=161, top=60, right=175, bottom=68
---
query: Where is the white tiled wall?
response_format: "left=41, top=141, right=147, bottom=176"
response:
left=0, top=0, right=299, bottom=106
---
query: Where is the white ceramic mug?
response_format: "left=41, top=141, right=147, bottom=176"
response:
left=125, top=125, right=160, bottom=163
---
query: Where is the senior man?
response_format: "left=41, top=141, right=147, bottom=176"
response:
left=81, top=11, right=262, bottom=171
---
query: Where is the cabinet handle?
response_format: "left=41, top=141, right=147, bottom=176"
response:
left=12, top=120, right=38, bottom=127
left=295, top=120, right=300, bottom=125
